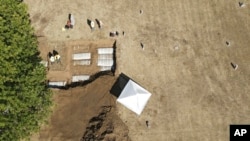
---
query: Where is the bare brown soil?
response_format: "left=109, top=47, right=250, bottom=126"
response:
left=40, top=38, right=115, bottom=83
left=24, top=0, right=250, bottom=141
left=30, top=76, right=130, bottom=141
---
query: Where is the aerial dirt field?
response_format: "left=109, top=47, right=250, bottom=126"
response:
left=24, top=0, right=250, bottom=141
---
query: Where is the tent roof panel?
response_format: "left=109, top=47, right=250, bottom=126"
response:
left=117, top=80, right=151, bottom=115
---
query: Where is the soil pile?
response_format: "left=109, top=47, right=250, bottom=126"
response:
left=29, top=76, right=130, bottom=141
left=81, top=106, right=131, bottom=141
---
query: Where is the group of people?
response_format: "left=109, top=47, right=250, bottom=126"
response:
left=48, top=50, right=61, bottom=64
left=109, top=31, right=119, bottom=37
left=109, top=31, right=125, bottom=37
left=64, top=14, right=105, bottom=31
left=88, top=19, right=103, bottom=31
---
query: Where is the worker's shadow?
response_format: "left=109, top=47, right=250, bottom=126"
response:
left=53, top=50, right=59, bottom=56
left=95, top=19, right=101, bottom=28
left=48, top=52, right=53, bottom=58
left=87, top=19, right=92, bottom=29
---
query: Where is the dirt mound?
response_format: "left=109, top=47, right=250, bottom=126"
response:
left=81, top=106, right=131, bottom=141
left=29, top=76, right=131, bottom=141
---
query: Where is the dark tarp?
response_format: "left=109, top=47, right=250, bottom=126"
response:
left=110, top=73, right=130, bottom=97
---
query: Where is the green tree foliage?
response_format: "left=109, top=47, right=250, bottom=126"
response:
left=0, top=0, right=52, bottom=140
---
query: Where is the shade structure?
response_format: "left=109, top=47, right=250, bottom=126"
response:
left=117, top=80, right=151, bottom=115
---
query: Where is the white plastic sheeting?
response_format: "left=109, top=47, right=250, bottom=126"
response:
left=98, top=48, right=113, bottom=54
left=97, top=59, right=113, bottom=66
left=72, top=75, right=90, bottom=82
left=73, top=60, right=91, bottom=65
left=97, top=48, right=114, bottom=71
left=48, top=81, right=67, bottom=87
left=98, top=54, right=113, bottom=60
left=117, top=80, right=152, bottom=115
left=72, top=53, right=91, bottom=66
left=40, top=61, right=48, bottom=67
left=72, top=53, right=91, bottom=60
left=100, top=66, right=112, bottom=71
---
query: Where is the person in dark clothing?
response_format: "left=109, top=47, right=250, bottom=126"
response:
left=65, top=13, right=73, bottom=29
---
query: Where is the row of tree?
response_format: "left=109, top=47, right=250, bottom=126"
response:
left=0, top=0, right=52, bottom=140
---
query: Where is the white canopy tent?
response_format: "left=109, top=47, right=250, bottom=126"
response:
left=117, top=80, right=151, bottom=115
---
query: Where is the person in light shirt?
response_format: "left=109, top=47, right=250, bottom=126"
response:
left=55, top=54, right=61, bottom=63
left=50, top=56, right=55, bottom=64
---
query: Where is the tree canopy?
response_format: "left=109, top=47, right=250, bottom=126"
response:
left=0, top=0, right=52, bottom=140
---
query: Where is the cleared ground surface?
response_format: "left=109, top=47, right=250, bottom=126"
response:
left=40, top=39, right=115, bottom=83
left=24, top=0, right=250, bottom=140
left=30, top=76, right=130, bottom=141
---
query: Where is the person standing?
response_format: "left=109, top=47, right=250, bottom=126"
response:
left=55, top=54, right=61, bottom=64
left=50, top=56, right=55, bottom=64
